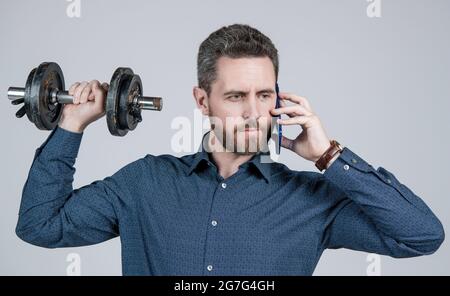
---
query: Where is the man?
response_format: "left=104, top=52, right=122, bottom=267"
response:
left=16, top=24, right=444, bottom=275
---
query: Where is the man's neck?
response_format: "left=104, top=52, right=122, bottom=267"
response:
left=210, top=151, right=254, bottom=180
left=206, top=132, right=255, bottom=180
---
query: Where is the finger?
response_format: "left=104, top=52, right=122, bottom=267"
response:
left=101, top=82, right=109, bottom=91
left=271, top=105, right=312, bottom=117
left=277, top=116, right=310, bottom=126
left=68, top=82, right=80, bottom=96
left=279, top=92, right=313, bottom=112
left=88, top=80, right=101, bottom=101
left=278, top=99, right=287, bottom=107
left=90, top=80, right=101, bottom=89
left=93, top=82, right=106, bottom=112
left=80, top=81, right=94, bottom=104
left=73, top=81, right=88, bottom=104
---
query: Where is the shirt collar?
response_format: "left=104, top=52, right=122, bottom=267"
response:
left=186, top=130, right=273, bottom=183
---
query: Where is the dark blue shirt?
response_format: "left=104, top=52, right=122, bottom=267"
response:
left=16, top=126, right=445, bottom=275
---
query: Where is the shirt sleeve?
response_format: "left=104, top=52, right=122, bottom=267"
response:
left=320, top=147, right=445, bottom=258
left=15, top=126, right=133, bottom=248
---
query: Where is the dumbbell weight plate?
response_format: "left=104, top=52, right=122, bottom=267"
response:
left=24, top=67, right=36, bottom=124
left=27, top=62, right=65, bottom=130
left=118, top=73, right=143, bottom=132
left=106, top=67, right=134, bottom=136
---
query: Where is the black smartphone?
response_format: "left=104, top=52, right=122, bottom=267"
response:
left=275, top=83, right=282, bottom=154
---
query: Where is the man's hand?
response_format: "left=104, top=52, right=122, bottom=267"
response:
left=269, top=92, right=333, bottom=163
left=58, top=80, right=109, bottom=133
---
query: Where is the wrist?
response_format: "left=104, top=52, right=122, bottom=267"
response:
left=58, top=119, right=85, bottom=134
left=314, top=140, right=344, bottom=172
left=325, top=152, right=341, bottom=169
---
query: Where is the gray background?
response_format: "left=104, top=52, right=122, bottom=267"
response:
left=1, top=0, right=449, bottom=275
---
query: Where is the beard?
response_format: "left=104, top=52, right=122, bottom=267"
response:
left=208, top=116, right=272, bottom=155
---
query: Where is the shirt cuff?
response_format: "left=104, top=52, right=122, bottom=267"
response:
left=34, top=125, right=83, bottom=160
left=322, top=146, right=374, bottom=185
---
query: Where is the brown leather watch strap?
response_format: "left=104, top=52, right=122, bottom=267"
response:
left=315, top=140, right=343, bottom=171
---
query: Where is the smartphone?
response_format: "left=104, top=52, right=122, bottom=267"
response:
left=275, top=83, right=282, bottom=154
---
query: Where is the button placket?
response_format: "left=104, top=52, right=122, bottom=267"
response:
left=203, top=177, right=233, bottom=275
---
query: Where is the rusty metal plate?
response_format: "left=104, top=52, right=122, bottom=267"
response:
left=27, top=62, right=64, bottom=130
left=106, top=67, right=134, bottom=136
left=118, top=73, right=142, bottom=132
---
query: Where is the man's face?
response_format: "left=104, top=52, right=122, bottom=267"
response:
left=202, top=56, right=277, bottom=154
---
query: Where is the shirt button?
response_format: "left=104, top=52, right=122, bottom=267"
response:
left=343, top=164, right=350, bottom=170
left=386, top=178, right=392, bottom=184
left=211, top=220, right=218, bottom=227
left=351, top=158, right=358, bottom=164
left=221, top=182, right=227, bottom=189
left=207, top=265, right=213, bottom=271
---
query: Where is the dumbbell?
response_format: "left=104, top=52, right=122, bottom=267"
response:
left=7, top=62, right=163, bottom=136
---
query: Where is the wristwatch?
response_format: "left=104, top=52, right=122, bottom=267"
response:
left=315, top=140, right=344, bottom=171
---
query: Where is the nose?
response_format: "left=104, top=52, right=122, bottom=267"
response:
left=242, top=96, right=261, bottom=120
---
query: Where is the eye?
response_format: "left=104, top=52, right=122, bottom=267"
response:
left=228, top=94, right=242, bottom=101
left=260, top=94, right=271, bottom=100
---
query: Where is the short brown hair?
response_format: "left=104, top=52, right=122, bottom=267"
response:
left=197, top=24, right=279, bottom=96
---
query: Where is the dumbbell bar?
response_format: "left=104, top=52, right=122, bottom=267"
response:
left=7, top=62, right=163, bottom=136
left=8, top=87, right=159, bottom=108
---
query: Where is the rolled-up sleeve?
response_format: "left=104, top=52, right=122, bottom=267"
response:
left=321, top=147, right=445, bottom=258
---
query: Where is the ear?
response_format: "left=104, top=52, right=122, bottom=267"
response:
left=193, top=86, right=209, bottom=116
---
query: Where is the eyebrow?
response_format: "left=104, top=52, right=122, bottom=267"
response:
left=223, top=88, right=275, bottom=96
